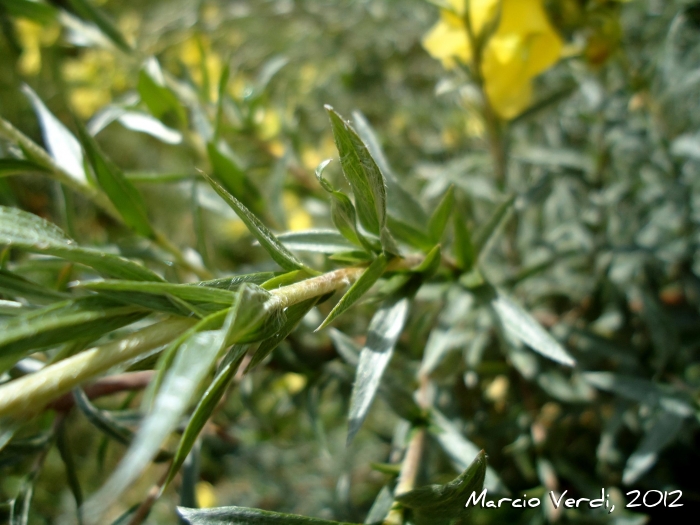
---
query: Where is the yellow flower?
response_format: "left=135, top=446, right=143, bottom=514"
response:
left=423, top=0, right=563, bottom=119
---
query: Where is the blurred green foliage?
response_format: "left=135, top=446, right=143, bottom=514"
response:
left=1, top=1, right=700, bottom=525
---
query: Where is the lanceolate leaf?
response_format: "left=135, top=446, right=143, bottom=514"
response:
left=350, top=110, right=428, bottom=228
left=0, top=0, right=57, bottom=25
left=0, top=206, right=163, bottom=282
left=0, top=297, right=146, bottom=360
left=0, top=269, right=68, bottom=303
left=491, top=290, right=576, bottom=367
left=85, top=300, right=243, bottom=519
left=0, top=159, right=49, bottom=177
left=178, top=506, right=357, bottom=525
left=200, top=172, right=309, bottom=272
left=347, top=294, right=410, bottom=444
left=428, top=185, right=454, bottom=243
left=78, top=280, right=239, bottom=305
left=277, top=230, right=357, bottom=254
left=207, top=141, right=264, bottom=217
left=582, top=372, right=694, bottom=417
left=66, top=0, right=133, bottom=53
left=325, top=106, right=386, bottom=236
left=165, top=344, right=250, bottom=488
left=22, top=85, right=86, bottom=184
left=396, top=450, right=486, bottom=525
left=317, top=254, right=388, bottom=331
left=473, top=195, right=515, bottom=258
left=76, top=122, right=155, bottom=239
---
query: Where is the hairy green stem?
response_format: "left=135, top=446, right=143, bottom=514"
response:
left=0, top=255, right=423, bottom=419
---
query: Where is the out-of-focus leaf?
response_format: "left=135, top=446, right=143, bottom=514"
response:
left=491, top=290, right=576, bottom=367
left=430, top=408, right=505, bottom=493
left=22, top=85, right=86, bottom=184
left=317, top=254, right=387, bottom=331
left=453, top=203, right=474, bottom=271
left=137, top=59, right=186, bottom=124
left=386, top=216, right=433, bottom=251
left=325, top=106, right=386, bottom=238
left=207, top=141, right=263, bottom=216
left=246, top=296, right=319, bottom=372
left=66, top=0, right=132, bottom=53
left=76, top=122, right=155, bottom=239
left=536, top=371, right=596, bottom=403
left=622, top=412, right=684, bottom=485
left=329, top=328, right=360, bottom=367
left=165, top=344, right=250, bottom=489
left=473, top=195, right=515, bottom=258
left=277, top=230, right=356, bottom=254
left=582, top=372, right=694, bottom=417
left=395, top=450, right=486, bottom=525
left=200, top=172, right=309, bottom=272
left=177, top=506, right=356, bottom=525
left=363, top=485, right=393, bottom=525
left=72, top=388, right=132, bottom=445
left=428, top=185, right=454, bottom=243
left=9, top=476, right=34, bottom=525
left=0, top=207, right=163, bottom=281
left=512, top=147, right=594, bottom=173
left=0, top=0, right=57, bottom=25
left=84, top=297, right=243, bottom=519
left=0, top=297, right=145, bottom=360
left=55, top=422, right=84, bottom=524
left=0, top=159, right=49, bottom=177
left=0, top=269, right=68, bottom=303
left=420, top=327, right=471, bottom=376
left=253, top=56, right=289, bottom=96
left=116, top=112, right=182, bottom=144
left=347, top=294, right=410, bottom=444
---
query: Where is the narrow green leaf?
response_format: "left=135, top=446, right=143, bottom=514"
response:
left=0, top=0, right=57, bottom=25
left=137, top=59, right=187, bottom=124
left=56, top=421, right=84, bottom=524
left=386, top=216, right=432, bottom=252
left=317, top=254, right=387, bottom=331
left=452, top=204, right=474, bottom=271
left=214, top=59, right=230, bottom=141
left=66, top=0, right=132, bottom=53
left=116, top=112, right=182, bottom=144
left=165, top=344, right=250, bottom=489
left=246, top=296, right=319, bottom=372
left=194, top=272, right=277, bottom=290
left=315, top=160, right=374, bottom=252
left=396, top=450, right=486, bottom=525
left=582, top=372, right=694, bottom=417
left=276, top=230, right=356, bottom=254
left=473, top=195, right=515, bottom=258
left=207, top=141, right=264, bottom=216
left=178, top=506, right=357, bottom=525
left=622, top=412, right=684, bottom=485
left=22, top=84, right=86, bottom=184
left=0, top=269, right=68, bottom=303
left=428, top=186, right=454, bottom=243
left=200, top=171, right=309, bottom=272
left=347, top=294, right=410, bottom=444
left=429, top=408, right=505, bottom=493
left=350, top=110, right=428, bottom=228
left=0, top=297, right=146, bottom=359
left=0, top=208, right=163, bottom=282
left=85, top=300, right=243, bottom=519
left=325, top=106, right=386, bottom=236
left=76, top=122, right=155, bottom=239
left=10, top=477, right=34, bottom=525
left=0, top=159, right=49, bottom=177
left=491, top=290, right=576, bottom=367
left=78, top=280, right=238, bottom=305
left=72, top=388, right=132, bottom=445
left=363, top=485, right=393, bottom=525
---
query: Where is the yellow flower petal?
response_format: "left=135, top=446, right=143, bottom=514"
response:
left=422, top=16, right=470, bottom=69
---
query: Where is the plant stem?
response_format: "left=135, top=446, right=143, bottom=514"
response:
left=0, top=317, right=196, bottom=418
left=0, top=255, right=425, bottom=419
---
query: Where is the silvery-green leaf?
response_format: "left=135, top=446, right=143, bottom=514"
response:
left=491, top=290, right=576, bottom=367
left=347, top=295, right=410, bottom=444
left=622, top=412, right=684, bottom=485
left=178, top=506, right=356, bottom=525
left=22, top=84, right=86, bottom=184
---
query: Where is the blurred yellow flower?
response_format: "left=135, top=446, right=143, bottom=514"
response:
left=423, top=0, right=563, bottom=119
